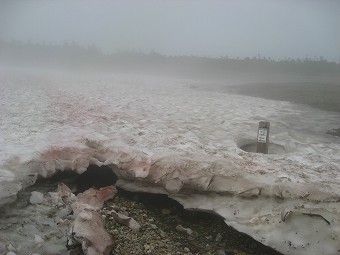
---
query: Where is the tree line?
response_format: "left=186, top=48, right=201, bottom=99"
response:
left=1, top=40, right=339, bottom=79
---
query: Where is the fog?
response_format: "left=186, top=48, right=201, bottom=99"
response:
left=1, top=0, right=340, bottom=83
left=1, top=0, right=339, bottom=61
left=1, top=2, right=340, bottom=255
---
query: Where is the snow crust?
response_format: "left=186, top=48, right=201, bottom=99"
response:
left=0, top=68, right=339, bottom=254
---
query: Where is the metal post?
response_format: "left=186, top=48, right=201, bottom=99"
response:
left=257, top=121, right=270, bottom=154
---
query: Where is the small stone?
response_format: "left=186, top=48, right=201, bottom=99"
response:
left=216, top=249, right=226, bottom=255
left=215, top=232, right=223, bottom=242
left=175, top=225, right=193, bottom=235
left=184, top=247, right=190, bottom=252
left=7, top=244, right=16, bottom=251
left=131, top=203, right=139, bottom=209
left=161, top=208, right=171, bottom=215
left=224, top=250, right=235, bottom=255
left=6, top=252, right=16, bottom=255
left=29, top=191, right=44, bottom=204
left=111, top=229, right=119, bottom=235
left=150, top=224, right=158, bottom=229
left=158, top=229, right=166, bottom=238
left=110, top=205, right=119, bottom=211
left=56, top=206, right=72, bottom=219
left=188, top=235, right=196, bottom=241
left=34, top=234, right=44, bottom=243
left=121, top=211, right=129, bottom=217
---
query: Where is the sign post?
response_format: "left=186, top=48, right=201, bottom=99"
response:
left=257, top=121, right=270, bottom=154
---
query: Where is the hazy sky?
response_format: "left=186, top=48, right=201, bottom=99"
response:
left=1, top=0, right=339, bottom=60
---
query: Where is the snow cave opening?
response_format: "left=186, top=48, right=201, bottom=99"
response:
left=40, top=165, right=118, bottom=194
left=11, top=165, right=282, bottom=255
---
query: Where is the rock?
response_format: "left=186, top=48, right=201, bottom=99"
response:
left=184, top=247, right=190, bottom=252
left=109, top=204, right=119, bottom=211
left=29, top=191, right=44, bottom=204
left=6, top=252, right=16, bottom=255
left=216, top=250, right=226, bottom=255
left=131, top=202, right=139, bottom=209
left=215, top=232, right=223, bottom=242
left=175, top=225, right=193, bottom=235
left=6, top=244, right=16, bottom=252
left=157, top=229, right=166, bottom=238
left=150, top=224, right=157, bottom=229
left=161, top=208, right=171, bottom=215
left=34, top=234, right=44, bottom=243
left=121, top=211, right=129, bottom=216
left=110, top=210, right=141, bottom=231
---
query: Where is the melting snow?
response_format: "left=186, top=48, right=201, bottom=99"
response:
left=0, top=68, right=339, bottom=254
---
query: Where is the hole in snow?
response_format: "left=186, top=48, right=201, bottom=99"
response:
left=239, top=142, right=286, bottom=154
left=75, top=165, right=118, bottom=193
left=35, top=165, right=118, bottom=194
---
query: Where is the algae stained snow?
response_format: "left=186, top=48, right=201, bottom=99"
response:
left=0, top=69, right=339, bottom=255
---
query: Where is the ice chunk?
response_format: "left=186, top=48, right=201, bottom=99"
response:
left=29, top=191, right=44, bottom=204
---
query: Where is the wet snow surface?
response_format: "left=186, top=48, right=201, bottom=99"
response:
left=0, top=68, right=340, bottom=255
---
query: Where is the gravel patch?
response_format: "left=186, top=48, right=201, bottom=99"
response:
left=102, top=189, right=282, bottom=255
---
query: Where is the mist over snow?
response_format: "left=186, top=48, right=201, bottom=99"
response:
left=0, top=1, right=340, bottom=254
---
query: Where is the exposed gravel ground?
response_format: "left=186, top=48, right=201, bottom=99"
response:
left=327, top=128, right=340, bottom=137
left=223, top=82, right=340, bottom=113
left=102, top=189, right=282, bottom=255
